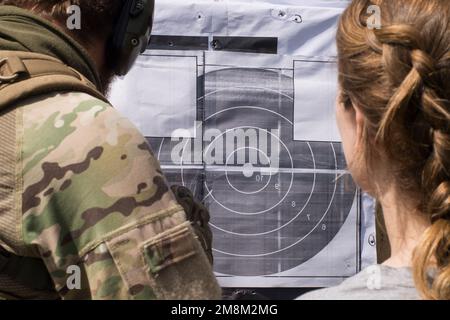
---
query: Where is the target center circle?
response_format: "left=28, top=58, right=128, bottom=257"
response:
left=242, top=163, right=254, bottom=178
left=225, top=147, right=272, bottom=195
left=204, top=125, right=294, bottom=215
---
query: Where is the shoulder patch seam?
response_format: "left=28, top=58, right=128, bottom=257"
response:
left=78, top=204, right=185, bottom=258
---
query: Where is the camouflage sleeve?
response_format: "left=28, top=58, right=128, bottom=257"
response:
left=19, top=92, right=221, bottom=300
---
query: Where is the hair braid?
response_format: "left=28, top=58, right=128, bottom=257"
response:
left=338, top=0, right=450, bottom=299
left=376, top=23, right=450, bottom=300
left=373, top=25, right=437, bottom=141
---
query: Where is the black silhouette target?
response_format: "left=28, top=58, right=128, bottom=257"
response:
left=151, top=67, right=357, bottom=277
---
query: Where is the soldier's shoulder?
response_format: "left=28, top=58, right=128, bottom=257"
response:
left=20, top=91, right=111, bottom=114
left=19, top=89, right=166, bottom=199
left=20, top=89, right=175, bottom=253
left=20, top=90, right=141, bottom=148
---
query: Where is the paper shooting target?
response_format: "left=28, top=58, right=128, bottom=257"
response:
left=147, top=67, right=358, bottom=277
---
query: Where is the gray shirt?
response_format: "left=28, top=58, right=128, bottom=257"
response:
left=297, top=265, right=421, bottom=300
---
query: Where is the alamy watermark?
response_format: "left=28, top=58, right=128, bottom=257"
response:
left=66, top=265, right=82, bottom=290
left=367, top=5, right=382, bottom=30
left=366, top=265, right=382, bottom=290
left=66, top=5, right=81, bottom=30
left=171, top=122, right=281, bottom=176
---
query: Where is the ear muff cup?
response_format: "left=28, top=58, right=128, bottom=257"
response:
left=108, top=0, right=155, bottom=76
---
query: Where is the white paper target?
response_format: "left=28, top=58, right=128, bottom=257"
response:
left=146, top=61, right=359, bottom=284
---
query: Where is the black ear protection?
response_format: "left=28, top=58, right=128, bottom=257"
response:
left=109, top=0, right=155, bottom=76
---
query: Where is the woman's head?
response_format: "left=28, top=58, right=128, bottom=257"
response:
left=336, top=0, right=449, bottom=299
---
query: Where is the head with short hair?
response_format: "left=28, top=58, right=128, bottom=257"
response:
left=0, top=0, right=124, bottom=93
left=337, top=0, right=450, bottom=299
left=0, top=0, right=122, bottom=46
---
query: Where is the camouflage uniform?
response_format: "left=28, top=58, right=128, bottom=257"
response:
left=0, top=91, right=221, bottom=299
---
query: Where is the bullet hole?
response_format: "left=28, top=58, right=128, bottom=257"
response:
left=293, top=14, right=303, bottom=23
left=368, top=234, right=376, bottom=246
left=211, top=40, right=221, bottom=50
